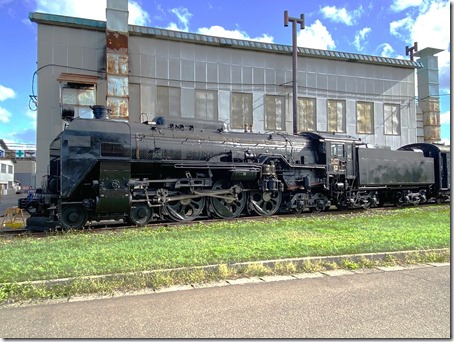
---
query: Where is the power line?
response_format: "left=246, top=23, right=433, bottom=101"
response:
left=33, top=63, right=421, bottom=103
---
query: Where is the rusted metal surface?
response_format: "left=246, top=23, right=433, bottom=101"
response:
left=107, top=97, right=129, bottom=119
left=57, top=73, right=99, bottom=84
left=424, top=125, right=441, bottom=143
left=420, top=98, right=441, bottom=143
left=107, top=75, right=128, bottom=97
left=106, top=28, right=129, bottom=118
left=106, top=31, right=128, bottom=53
left=107, top=53, right=128, bottom=75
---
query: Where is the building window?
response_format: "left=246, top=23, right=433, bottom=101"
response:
left=8, top=165, right=12, bottom=174
left=0, top=164, right=5, bottom=173
left=61, top=83, right=96, bottom=119
left=265, top=95, right=286, bottom=131
left=195, top=90, right=218, bottom=121
left=357, top=102, right=374, bottom=134
left=298, top=97, right=316, bottom=132
left=327, top=100, right=346, bottom=133
left=384, top=104, right=400, bottom=135
left=156, top=86, right=181, bottom=117
left=231, top=93, right=253, bottom=130
left=58, top=73, right=98, bottom=120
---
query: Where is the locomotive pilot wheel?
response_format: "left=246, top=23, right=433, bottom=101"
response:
left=249, top=190, right=282, bottom=216
left=61, top=205, right=88, bottom=230
left=209, top=180, right=246, bottom=219
left=164, top=192, right=206, bottom=222
left=129, top=204, right=153, bottom=226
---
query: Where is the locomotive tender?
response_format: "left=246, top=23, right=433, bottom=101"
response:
left=21, top=115, right=450, bottom=230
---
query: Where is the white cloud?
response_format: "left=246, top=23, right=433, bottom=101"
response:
left=389, top=17, right=413, bottom=40
left=152, top=3, right=166, bottom=21
left=353, top=27, right=371, bottom=51
left=297, top=19, right=335, bottom=50
left=390, top=0, right=450, bottom=92
left=35, top=0, right=150, bottom=25
left=411, top=0, right=450, bottom=89
left=0, top=107, right=11, bottom=123
left=439, top=111, right=450, bottom=124
left=320, top=5, right=363, bottom=26
left=3, top=128, right=37, bottom=145
left=166, top=7, right=192, bottom=31
left=128, top=1, right=151, bottom=26
left=197, top=25, right=273, bottom=43
left=0, top=84, right=15, bottom=101
left=378, top=43, right=395, bottom=57
left=391, top=0, right=423, bottom=12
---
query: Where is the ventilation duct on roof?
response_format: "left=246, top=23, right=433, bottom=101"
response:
left=106, top=0, right=129, bottom=120
left=415, top=47, right=443, bottom=143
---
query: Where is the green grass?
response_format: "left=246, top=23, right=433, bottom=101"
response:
left=0, top=205, right=449, bottom=284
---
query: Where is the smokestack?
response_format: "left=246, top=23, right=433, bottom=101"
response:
left=106, top=0, right=129, bottom=119
left=414, top=47, right=443, bottom=143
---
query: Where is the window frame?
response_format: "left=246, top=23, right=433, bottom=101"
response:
left=265, top=95, right=286, bottom=131
left=298, top=97, right=317, bottom=132
left=231, top=92, right=253, bottom=130
left=383, top=103, right=401, bottom=135
left=327, top=99, right=346, bottom=133
left=156, top=86, right=181, bottom=118
left=195, top=90, right=218, bottom=121
left=356, top=101, right=374, bottom=134
left=58, top=74, right=98, bottom=120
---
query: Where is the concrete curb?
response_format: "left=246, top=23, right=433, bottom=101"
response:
left=2, top=248, right=449, bottom=289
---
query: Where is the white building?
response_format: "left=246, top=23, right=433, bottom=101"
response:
left=30, top=1, right=439, bottom=183
left=0, top=140, right=16, bottom=194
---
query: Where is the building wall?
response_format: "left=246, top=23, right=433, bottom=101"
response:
left=0, top=159, right=15, bottom=194
left=35, top=21, right=418, bottom=181
left=14, top=160, right=36, bottom=189
left=129, top=36, right=416, bottom=145
left=36, top=24, right=107, bottom=183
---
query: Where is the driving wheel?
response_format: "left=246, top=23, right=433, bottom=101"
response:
left=249, top=191, right=282, bottom=216
left=209, top=181, right=246, bottom=219
left=164, top=192, right=206, bottom=222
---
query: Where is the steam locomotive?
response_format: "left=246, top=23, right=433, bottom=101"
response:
left=20, top=115, right=450, bottom=230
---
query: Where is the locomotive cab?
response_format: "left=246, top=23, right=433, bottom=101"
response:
left=297, top=132, right=368, bottom=210
left=299, top=132, right=360, bottom=184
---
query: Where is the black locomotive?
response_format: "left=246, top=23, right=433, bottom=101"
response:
left=20, top=115, right=450, bottom=230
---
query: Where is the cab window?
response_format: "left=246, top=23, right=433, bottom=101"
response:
left=331, top=144, right=344, bottom=158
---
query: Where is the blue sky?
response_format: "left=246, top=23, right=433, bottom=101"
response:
left=0, top=0, right=450, bottom=146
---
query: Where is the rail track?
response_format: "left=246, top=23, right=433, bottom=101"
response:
left=1, top=201, right=449, bottom=239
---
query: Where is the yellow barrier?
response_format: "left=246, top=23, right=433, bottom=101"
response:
left=1, top=207, right=26, bottom=229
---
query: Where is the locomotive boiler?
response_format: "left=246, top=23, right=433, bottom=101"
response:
left=21, top=115, right=450, bottom=230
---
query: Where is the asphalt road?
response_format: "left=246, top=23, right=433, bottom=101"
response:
left=0, top=264, right=450, bottom=338
left=0, top=193, right=25, bottom=214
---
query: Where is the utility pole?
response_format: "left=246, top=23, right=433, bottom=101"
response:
left=284, top=10, right=304, bottom=135
left=405, top=42, right=418, bottom=61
